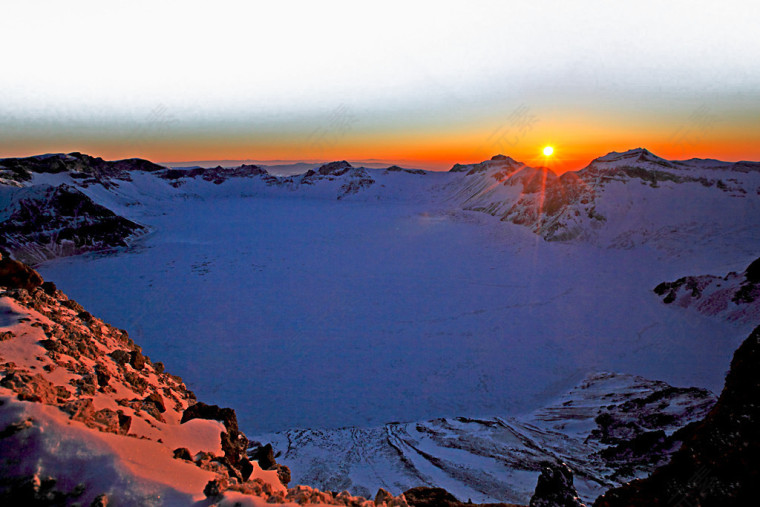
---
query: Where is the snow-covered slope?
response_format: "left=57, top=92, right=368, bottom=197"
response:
left=443, top=148, right=760, bottom=256
left=654, top=256, right=760, bottom=324
left=6, top=148, right=758, bottom=265
left=0, top=183, right=146, bottom=265
left=251, top=372, right=715, bottom=505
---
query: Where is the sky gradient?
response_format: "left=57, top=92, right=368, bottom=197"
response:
left=2, top=1, right=759, bottom=172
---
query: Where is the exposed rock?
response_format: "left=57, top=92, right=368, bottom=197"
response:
left=0, top=152, right=164, bottom=183
left=108, top=349, right=130, bottom=365
left=173, top=447, right=193, bottom=461
left=129, top=349, right=145, bottom=370
left=181, top=402, right=238, bottom=431
left=143, top=392, right=166, bottom=413
left=376, top=488, right=395, bottom=504
left=237, top=457, right=254, bottom=482
left=250, top=442, right=276, bottom=470
left=61, top=398, right=95, bottom=422
left=90, top=493, right=109, bottom=506
left=0, top=184, right=145, bottom=265
left=745, top=257, right=760, bottom=283
left=593, top=325, right=760, bottom=506
left=40, top=281, right=57, bottom=295
left=654, top=257, right=760, bottom=323
left=318, top=160, right=353, bottom=176
left=0, top=371, right=58, bottom=403
left=0, top=256, right=43, bottom=291
left=203, top=478, right=227, bottom=498
left=0, top=417, right=33, bottom=438
left=403, top=486, right=461, bottom=507
left=94, top=365, right=111, bottom=387
left=181, top=402, right=248, bottom=472
left=529, top=463, right=585, bottom=507
left=0, top=474, right=86, bottom=506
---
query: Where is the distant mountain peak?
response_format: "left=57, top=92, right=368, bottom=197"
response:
left=449, top=155, right=525, bottom=173
left=594, top=148, right=669, bottom=164
left=317, top=160, right=353, bottom=176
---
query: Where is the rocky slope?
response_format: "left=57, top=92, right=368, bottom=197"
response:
left=0, top=152, right=165, bottom=187
left=251, top=372, right=715, bottom=505
left=443, top=149, right=760, bottom=251
left=0, top=183, right=145, bottom=265
left=654, top=256, right=760, bottom=324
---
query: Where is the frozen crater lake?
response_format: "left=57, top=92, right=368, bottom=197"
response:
left=38, top=192, right=740, bottom=434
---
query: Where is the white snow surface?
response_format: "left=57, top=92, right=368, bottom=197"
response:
left=251, top=371, right=715, bottom=504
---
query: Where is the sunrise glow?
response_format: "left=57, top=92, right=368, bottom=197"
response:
left=543, top=146, right=554, bottom=157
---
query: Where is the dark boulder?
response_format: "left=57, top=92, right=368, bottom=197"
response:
left=41, top=281, right=57, bottom=295
left=249, top=443, right=276, bottom=470
left=403, top=487, right=461, bottom=507
left=94, top=365, right=111, bottom=387
left=203, top=479, right=225, bottom=498
left=0, top=257, right=43, bottom=291
left=108, top=350, right=130, bottom=365
left=529, top=463, right=585, bottom=507
left=129, top=349, right=145, bottom=370
left=78, top=311, right=94, bottom=323
left=143, top=392, right=166, bottom=413
left=173, top=447, right=193, bottom=461
left=181, top=402, right=238, bottom=431
left=745, top=257, right=760, bottom=283
left=237, top=457, right=254, bottom=482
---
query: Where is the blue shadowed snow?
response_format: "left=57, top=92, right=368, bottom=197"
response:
left=38, top=195, right=745, bottom=433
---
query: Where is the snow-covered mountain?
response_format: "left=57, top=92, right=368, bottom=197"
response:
left=443, top=148, right=760, bottom=252
left=4, top=148, right=759, bottom=265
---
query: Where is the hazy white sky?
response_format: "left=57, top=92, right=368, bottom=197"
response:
left=2, top=0, right=759, bottom=168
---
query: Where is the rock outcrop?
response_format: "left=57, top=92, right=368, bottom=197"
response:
left=529, top=463, right=585, bottom=507
left=654, top=256, right=760, bottom=324
left=593, top=325, right=760, bottom=506
left=0, top=184, right=145, bottom=265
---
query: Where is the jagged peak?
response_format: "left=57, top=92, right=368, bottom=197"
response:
left=317, top=160, right=353, bottom=176
left=593, top=148, right=670, bottom=165
left=449, top=155, right=526, bottom=174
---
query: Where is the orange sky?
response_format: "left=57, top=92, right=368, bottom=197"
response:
left=4, top=108, right=757, bottom=174
left=2, top=3, right=759, bottom=173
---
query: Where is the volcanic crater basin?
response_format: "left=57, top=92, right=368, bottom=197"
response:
left=37, top=194, right=746, bottom=433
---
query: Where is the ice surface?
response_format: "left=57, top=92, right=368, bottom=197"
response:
left=37, top=190, right=750, bottom=434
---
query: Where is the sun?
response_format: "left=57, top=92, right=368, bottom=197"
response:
left=542, top=146, right=554, bottom=157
